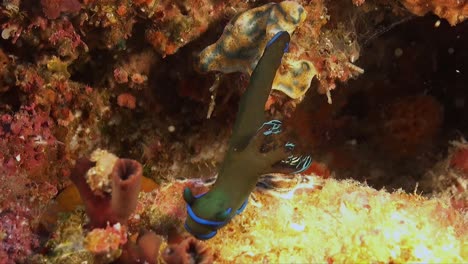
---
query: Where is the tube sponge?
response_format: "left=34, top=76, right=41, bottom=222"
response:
left=70, top=151, right=142, bottom=228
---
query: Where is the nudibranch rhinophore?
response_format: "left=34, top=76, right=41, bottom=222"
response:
left=198, top=1, right=317, bottom=100
left=183, top=31, right=312, bottom=240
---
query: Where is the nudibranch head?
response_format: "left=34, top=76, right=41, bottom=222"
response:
left=197, top=1, right=316, bottom=100
left=198, top=1, right=306, bottom=75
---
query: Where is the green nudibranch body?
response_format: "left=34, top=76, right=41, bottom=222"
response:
left=184, top=31, right=311, bottom=240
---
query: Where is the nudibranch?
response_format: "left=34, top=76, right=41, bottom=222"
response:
left=198, top=1, right=317, bottom=100
left=183, top=31, right=312, bottom=240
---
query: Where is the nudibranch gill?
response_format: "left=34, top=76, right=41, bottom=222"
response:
left=183, top=31, right=312, bottom=240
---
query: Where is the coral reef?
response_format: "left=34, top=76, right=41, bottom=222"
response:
left=0, top=0, right=467, bottom=262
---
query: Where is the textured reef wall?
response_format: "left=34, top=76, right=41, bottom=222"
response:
left=0, top=0, right=467, bottom=263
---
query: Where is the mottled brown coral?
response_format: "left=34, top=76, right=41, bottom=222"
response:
left=144, top=0, right=245, bottom=57
left=380, top=95, right=443, bottom=156
left=401, top=0, right=468, bottom=25
left=118, top=231, right=163, bottom=264
left=422, top=139, right=468, bottom=212
left=162, top=237, right=213, bottom=264
left=41, top=0, right=82, bottom=19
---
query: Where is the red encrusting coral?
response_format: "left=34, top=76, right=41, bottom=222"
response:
left=48, top=19, right=88, bottom=57
left=41, top=0, right=82, bottom=20
left=117, top=93, right=137, bottom=109
left=380, top=95, right=443, bottom=157
left=0, top=104, right=57, bottom=178
left=450, top=147, right=468, bottom=177
left=0, top=205, right=40, bottom=263
left=162, top=236, right=214, bottom=264
left=70, top=157, right=143, bottom=228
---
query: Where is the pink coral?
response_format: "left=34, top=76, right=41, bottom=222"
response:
left=0, top=105, right=59, bottom=263
left=0, top=205, right=39, bottom=263
left=0, top=104, right=57, bottom=177
left=117, top=93, right=137, bottom=109
left=114, top=68, right=129, bottom=84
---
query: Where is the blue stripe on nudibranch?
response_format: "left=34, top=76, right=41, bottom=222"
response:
left=266, top=31, right=289, bottom=49
left=285, top=142, right=295, bottom=150
left=236, top=199, right=248, bottom=214
left=194, top=192, right=207, bottom=199
left=262, top=119, right=283, bottom=136
left=187, top=204, right=225, bottom=227
left=184, top=223, right=217, bottom=240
